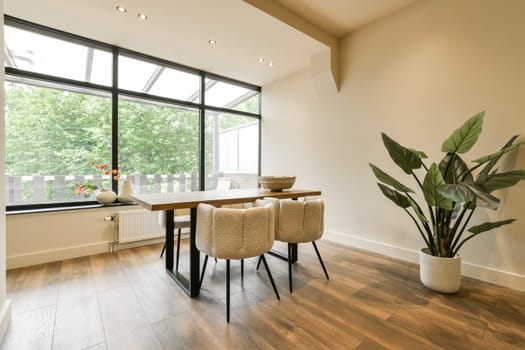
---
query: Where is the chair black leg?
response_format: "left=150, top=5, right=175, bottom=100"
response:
left=161, top=228, right=182, bottom=263
left=312, top=241, right=329, bottom=280
left=241, top=259, right=244, bottom=280
left=175, top=228, right=182, bottom=271
left=226, top=259, right=231, bottom=322
left=199, top=255, right=209, bottom=288
left=260, top=254, right=280, bottom=300
left=256, top=255, right=262, bottom=271
left=288, top=243, right=293, bottom=293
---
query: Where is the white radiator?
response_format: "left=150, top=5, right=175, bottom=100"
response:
left=118, top=209, right=164, bottom=243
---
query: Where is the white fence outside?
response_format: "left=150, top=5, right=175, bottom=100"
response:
left=5, top=172, right=258, bottom=205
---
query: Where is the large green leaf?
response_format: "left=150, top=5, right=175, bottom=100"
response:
left=472, top=140, right=525, bottom=164
left=369, top=163, right=414, bottom=193
left=476, top=170, right=525, bottom=193
left=441, top=111, right=484, bottom=154
left=423, top=163, right=453, bottom=210
left=467, top=219, right=516, bottom=234
left=479, top=135, right=519, bottom=176
left=438, top=182, right=500, bottom=209
left=438, top=153, right=473, bottom=184
left=381, top=133, right=422, bottom=174
left=377, top=183, right=411, bottom=208
left=467, top=184, right=500, bottom=210
left=438, top=183, right=475, bottom=203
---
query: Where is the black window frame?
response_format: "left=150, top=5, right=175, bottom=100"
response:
left=4, top=15, right=262, bottom=211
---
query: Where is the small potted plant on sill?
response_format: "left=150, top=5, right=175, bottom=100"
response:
left=74, top=162, right=119, bottom=205
left=370, top=111, right=525, bottom=293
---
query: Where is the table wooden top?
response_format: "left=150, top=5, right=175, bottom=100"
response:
left=130, top=188, right=321, bottom=211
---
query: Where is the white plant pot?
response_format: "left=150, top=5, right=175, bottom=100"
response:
left=95, top=188, right=117, bottom=205
left=419, top=248, right=461, bottom=293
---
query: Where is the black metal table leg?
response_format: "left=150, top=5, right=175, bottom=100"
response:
left=165, top=207, right=200, bottom=297
left=165, top=209, right=174, bottom=271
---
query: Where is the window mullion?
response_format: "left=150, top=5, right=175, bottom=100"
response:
left=111, top=46, right=119, bottom=194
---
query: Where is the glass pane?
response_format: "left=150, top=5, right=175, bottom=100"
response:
left=149, top=67, right=200, bottom=101
left=5, top=81, right=112, bottom=205
left=205, top=79, right=260, bottom=113
left=119, top=97, right=200, bottom=194
left=118, top=55, right=157, bottom=92
left=4, top=25, right=112, bottom=86
left=119, top=55, right=200, bottom=102
left=204, top=111, right=259, bottom=190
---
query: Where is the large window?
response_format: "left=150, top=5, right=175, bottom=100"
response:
left=4, top=16, right=261, bottom=208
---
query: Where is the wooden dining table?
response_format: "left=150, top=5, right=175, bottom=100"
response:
left=131, top=188, right=321, bottom=297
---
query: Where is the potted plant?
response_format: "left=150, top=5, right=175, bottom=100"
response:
left=370, top=111, right=525, bottom=293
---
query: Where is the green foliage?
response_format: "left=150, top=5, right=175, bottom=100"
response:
left=5, top=83, right=111, bottom=176
left=369, top=164, right=414, bottom=193
left=423, top=163, right=452, bottom=210
left=377, top=183, right=411, bottom=208
left=371, top=112, right=524, bottom=257
left=381, top=133, right=422, bottom=174
left=441, top=111, right=484, bottom=154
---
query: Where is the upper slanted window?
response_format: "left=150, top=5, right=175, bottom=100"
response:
left=4, top=25, right=112, bottom=86
left=118, top=55, right=201, bottom=102
left=205, top=78, right=259, bottom=114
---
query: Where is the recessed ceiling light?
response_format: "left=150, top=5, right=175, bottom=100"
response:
left=138, top=13, right=148, bottom=20
left=258, top=58, right=265, bottom=63
left=116, top=6, right=127, bottom=13
left=208, top=39, right=217, bottom=45
left=268, top=62, right=274, bottom=67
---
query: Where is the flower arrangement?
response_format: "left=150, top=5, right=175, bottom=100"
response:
left=74, top=162, right=120, bottom=196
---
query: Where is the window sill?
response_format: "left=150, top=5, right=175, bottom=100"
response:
left=6, top=202, right=137, bottom=215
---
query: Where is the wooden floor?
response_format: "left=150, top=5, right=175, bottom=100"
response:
left=2, top=240, right=524, bottom=350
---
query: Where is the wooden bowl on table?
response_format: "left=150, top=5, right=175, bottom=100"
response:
left=258, top=176, right=296, bottom=192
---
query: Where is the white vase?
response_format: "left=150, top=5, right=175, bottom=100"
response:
left=118, top=179, right=134, bottom=203
left=419, top=248, right=461, bottom=293
left=95, top=188, right=117, bottom=205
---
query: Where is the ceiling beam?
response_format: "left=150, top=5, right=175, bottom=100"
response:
left=243, top=0, right=339, bottom=92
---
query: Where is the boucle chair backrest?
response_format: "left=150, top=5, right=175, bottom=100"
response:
left=276, top=198, right=324, bottom=243
left=196, top=202, right=275, bottom=260
left=255, top=197, right=280, bottom=234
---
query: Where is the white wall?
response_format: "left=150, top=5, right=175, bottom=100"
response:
left=5, top=205, right=168, bottom=269
left=7, top=207, right=119, bottom=269
left=262, top=0, right=525, bottom=291
left=0, top=0, right=13, bottom=340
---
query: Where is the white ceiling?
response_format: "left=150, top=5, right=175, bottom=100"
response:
left=4, top=0, right=416, bottom=86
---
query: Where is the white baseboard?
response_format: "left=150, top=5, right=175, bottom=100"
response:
left=0, top=300, right=12, bottom=343
left=7, top=242, right=111, bottom=269
left=6, top=233, right=189, bottom=270
left=324, top=230, right=525, bottom=292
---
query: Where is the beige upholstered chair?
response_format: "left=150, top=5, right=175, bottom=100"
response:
left=257, top=197, right=329, bottom=293
left=159, top=211, right=190, bottom=272
left=196, top=202, right=280, bottom=322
